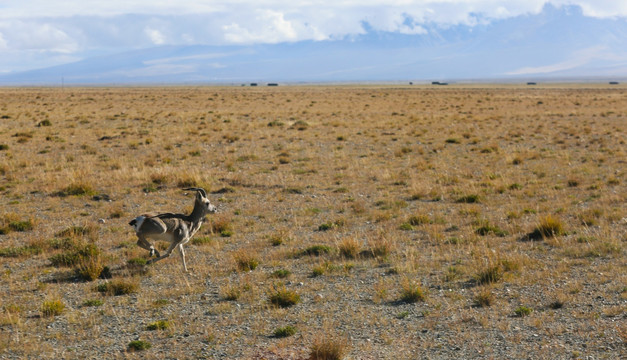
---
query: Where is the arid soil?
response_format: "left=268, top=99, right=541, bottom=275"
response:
left=0, top=85, right=625, bottom=359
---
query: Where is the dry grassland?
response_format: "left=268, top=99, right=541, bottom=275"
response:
left=0, top=85, right=625, bottom=359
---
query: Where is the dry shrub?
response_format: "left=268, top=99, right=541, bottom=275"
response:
left=365, top=235, right=395, bottom=258
left=399, top=279, right=426, bottom=303
left=58, top=181, right=96, bottom=197
left=525, top=215, right=566, bottom=240
left=310, top=335, right=350, bottom=360
left=55, top=224, right=98, bottom=241
left=41, top=299, right=65, bottom=317
left=269, top=286, right=300, bottom=308
left=475, top=265, right=503, bottom=285
left=233, top=249, right=259, bottom=271
left=338, top=237, right=361, bottom=259
left=97, top=279, right=139, bottom=296
left=474, top=287, right=495, bottom=307
left=76, top=255, right=106, bottom=281
left=176, top=172, right=210, bottom=189
left=221, top=283, right=242, bottom=301
left=209, top=215, right=232, bottom=236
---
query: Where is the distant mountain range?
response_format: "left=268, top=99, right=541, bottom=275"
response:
left=2, top=4, right=626, bottom=85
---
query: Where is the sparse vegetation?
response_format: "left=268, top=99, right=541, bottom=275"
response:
left=271, top=269, right=291, bottom=279
left=309, top=336, right=350, bottom=360
left=474, top=288, right=495, bottom=307
left=96, top=279, right=139, bottom=296
left=525, top=214, right=566, bottom=240
left=301, top=245, right=333, bottom=256
left=475, top=265, right=503, bottom=285
left=475, top=222, right=508, bottom=237
left=127, top=257, right=147, bottom=266
left=127, top=340, right=151, bottom=352
left=514, top=306, right=533, bottom=317
left=233, top=250, right=259, bottom=271
left=41, top=299, right=65, bottom=317
left=399, top=280, right=426, bottom=303
left=456, top=194, right=480, bottom=203
left=57, top=181, right=97, bottom=197
left=146, top=320, right=170, bottom=331
left=273, top=325, right=297, bottom=338
left=0, top=243, right=43, bottom=257
left=269, top=286, right=301, bottom=308
left=338, top=238, right=360, bottom=259
left=0, top=214, right=34, bottom=234
left=0, top=86, right=624, bottom=358
left=191, top=236, right=213, bottom=246
left=82, top=299, right=103, bottom=307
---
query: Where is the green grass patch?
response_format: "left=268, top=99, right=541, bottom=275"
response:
left=271, top=269, right=291, bottom=279
left=57, top=182, right=97, bottom=197
left=475, top=224, right=508, bottom=237
left=127, top=257, right=147, bottom=266
left=0, top=244, right=43, bottom=258
left=273, top=325, right=297, bottom=338
left=82, top=299, right=103, bottom=307
left=146, top=320, right=170, bottom=331
left=399, top=223, right=414, bottom=231
left=317, top=219, right=345, bottom=231
left=514, top=306, right=533, bottom=317
left=127, top=340, right=151, bottom=352
left=456, top=194, right=481, bottom=203
left=191, top=236, right=213, bottom=245
left=301, top=245, right=332, bottom=256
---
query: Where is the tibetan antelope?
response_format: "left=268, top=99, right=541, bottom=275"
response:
left=129, top=188, right=217, bottom=272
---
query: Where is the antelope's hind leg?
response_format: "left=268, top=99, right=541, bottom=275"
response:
left=136, top=235, right=160, bottom=257
left=146, top=239, right=187, bottom=271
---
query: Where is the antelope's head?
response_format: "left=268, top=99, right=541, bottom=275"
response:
left=185, top=187, right=217, bottom=214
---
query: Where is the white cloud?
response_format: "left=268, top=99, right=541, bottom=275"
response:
left=144, top=27, right=166, bottom=45
left=0, top=20, right=79, bottom=53
left=224, top=10, right=299, bottom=43
left=0, top=1, right=626, bottom=73
left=2, top=2, right=627, bottom=20
left=555, top=1, right=627, bottom=18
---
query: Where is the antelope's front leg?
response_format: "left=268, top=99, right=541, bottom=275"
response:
left=178, top=243, right=188, bottom=272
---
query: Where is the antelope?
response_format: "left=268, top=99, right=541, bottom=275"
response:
left=129, top=188, right=217, bottom=272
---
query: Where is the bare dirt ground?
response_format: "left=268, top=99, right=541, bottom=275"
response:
left=0, top=85, right=625, bottom=359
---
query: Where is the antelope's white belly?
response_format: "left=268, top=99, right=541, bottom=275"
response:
left=148, top=232, right=176, bottom=243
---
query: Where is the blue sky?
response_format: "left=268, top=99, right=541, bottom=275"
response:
left=0, top=1, right=626, bottom=81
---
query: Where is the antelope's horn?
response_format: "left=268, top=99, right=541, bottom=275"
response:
left=183, top=187, right=207, bottom=198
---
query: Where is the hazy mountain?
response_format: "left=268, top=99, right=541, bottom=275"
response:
left=2, top=4, right=626, bottom=84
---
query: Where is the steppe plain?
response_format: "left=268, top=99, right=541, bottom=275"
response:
left=0, top=84, right=625, bottom=359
